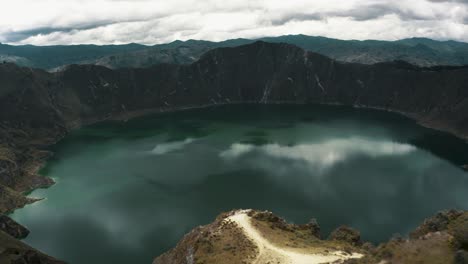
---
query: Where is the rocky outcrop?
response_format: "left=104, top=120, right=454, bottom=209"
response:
left=154, top=209, right=468, bottom=264
left=348, top=210, right=468, bottom=264
left=410, top=210, right=464, bottom=239
left=0, top=215, right=64, bottom=264
left=153, top=211, right=259, bottom=264
left=154, top=210, right=365, bottom=264
left=328, top=226, right=362, bottom=246
left=0, top=230, right=65, bottom=264
left=0, top=215, right=29, bottom=239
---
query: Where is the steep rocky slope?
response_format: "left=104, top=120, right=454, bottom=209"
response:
left=1, top=41, right=468, bottom=263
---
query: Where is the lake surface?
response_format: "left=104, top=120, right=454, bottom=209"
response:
left=11, top=105, right=468, bottom=264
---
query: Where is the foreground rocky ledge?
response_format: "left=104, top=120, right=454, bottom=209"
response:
left=154, top=209, right=468, bottom=264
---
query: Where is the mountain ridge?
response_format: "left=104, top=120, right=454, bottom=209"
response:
left=3, top=35, right=468, bottom=70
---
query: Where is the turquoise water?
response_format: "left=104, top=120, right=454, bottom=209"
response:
left=11, top=105, right=468, bottom=264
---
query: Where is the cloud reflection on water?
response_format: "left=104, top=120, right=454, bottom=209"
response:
left=221, top=137, right=416, bottom=173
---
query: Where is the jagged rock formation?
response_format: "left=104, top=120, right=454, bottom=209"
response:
left=1, top=41, right=468, bottom=263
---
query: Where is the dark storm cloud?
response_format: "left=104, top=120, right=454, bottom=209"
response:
left=428, top=0, right=468, bottom=4
left=269, top=13, right=325, bottom=26
left=1, top=0, right=467, bottom=45
left=4, top=25, right=105, bottom=43
left=269, top=3, right=438, bottom=26
left=1, top=19, right=149, bottom=43
left=427, top=0, right=468, bottom=25
left=340, top=4, right=435, bottom=21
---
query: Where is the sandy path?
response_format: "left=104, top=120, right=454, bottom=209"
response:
left=227, top=210, right=363, bottom=264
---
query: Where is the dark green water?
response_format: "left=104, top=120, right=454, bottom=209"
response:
left=11, top=105, right=468, bottom=264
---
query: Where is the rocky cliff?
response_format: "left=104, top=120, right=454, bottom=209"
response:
left=1, top=41, right=468, bottom=263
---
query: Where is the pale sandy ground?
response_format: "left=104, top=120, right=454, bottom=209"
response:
left=227, top=210, right=364, bottom=264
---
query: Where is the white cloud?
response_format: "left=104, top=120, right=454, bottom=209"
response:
left=220, top=138, right=416, bottom=172
left=220, top=143, right=254, bottom=159
left=150, top=138, right=195, bottom=155
left=0, top=0, right=467, bottom=45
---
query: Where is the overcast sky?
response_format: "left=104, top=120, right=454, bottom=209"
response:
left=0, top=0, right=467, bottom=45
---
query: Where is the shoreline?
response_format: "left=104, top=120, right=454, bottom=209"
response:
left=6, top=101, right=468, bottom=264
left=10, top=100, right=468, bottom=216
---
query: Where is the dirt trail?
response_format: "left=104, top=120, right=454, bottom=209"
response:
left=227, top=210, right=363, bottom=264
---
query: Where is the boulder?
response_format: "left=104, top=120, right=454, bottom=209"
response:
left=455, top=250, right=468, bottom=264
left=410, top=210, right=463, bottom=239
left=305, top=218, right=321, bottom=239
left=328, top=226, right=361, bottom=246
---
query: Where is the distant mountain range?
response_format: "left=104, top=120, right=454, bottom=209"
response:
left=1, top=35, right=468, bottom=70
